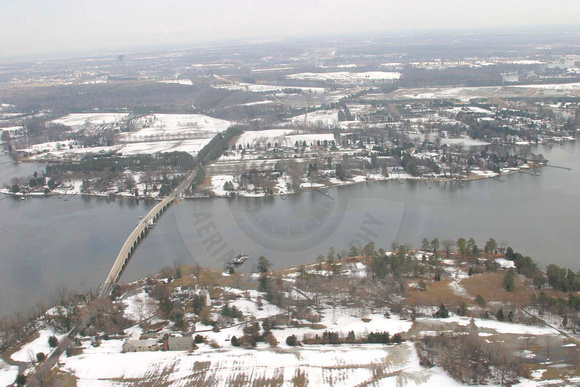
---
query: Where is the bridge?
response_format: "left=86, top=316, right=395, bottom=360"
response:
left=28, top=169, right=199, bottom=386
left=99, top=169, right=198, bottom=297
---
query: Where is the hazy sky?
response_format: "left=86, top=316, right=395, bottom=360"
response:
left=3, top=0, right=580, bottom=59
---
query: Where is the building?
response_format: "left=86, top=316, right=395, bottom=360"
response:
left=167, top=336, right=193, bottom=351
left=122, top=331, right=159, bottom=352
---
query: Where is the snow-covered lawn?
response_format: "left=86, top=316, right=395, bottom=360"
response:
left=0, top=359, right=18, bottom=387
left=11, top=329, right=64, bottom=362
left=210, top=175, right=236, bottom=196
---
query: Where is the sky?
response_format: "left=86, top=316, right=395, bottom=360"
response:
left=3, top=0, right=580, bottom=59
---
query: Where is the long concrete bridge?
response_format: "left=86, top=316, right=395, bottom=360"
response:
left=98, top=169, right=198, bottom=298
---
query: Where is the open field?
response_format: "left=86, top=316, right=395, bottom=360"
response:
left=50, top=113, right=130, bottom=131
left=383, top=83, right=580, bottom=102
left=287, top=71, right=401, bottom=83
left=120, top=114, right=232, bottom=142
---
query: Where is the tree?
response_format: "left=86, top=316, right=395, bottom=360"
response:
left=257, top=256, right=272, bottom=273
left=496, top=308, right=505, bottom=321
left=48, top=335, right=59, bottom=348
left=434, top=303, right=449, bottom=318
left=335, top=163, right=347, bottom=181
left=15, top=374, right=26, bottom=386
left=258, top=275, right=269, bottom=292
left=36, top=352, right=46, bottom=362
left=363, top=242, right=375, bottom=264
left=467, top=238, right=477, bottom=256
left=502, top=269, right=516, bottom=292
left=484, top=238, right=498, bottom=254
left=231, top=336, right=240, bottom=347
left=430, top=238, right=440, bottom=253
left=457, top=238, right=468, bottom=257
left=348, top=245, right=359, bottom=257
left=442, top=240, right=456, bottom=258
left=417, top=280, right=427, bottom=292
left=421, top=238, right=430, bottom=252
left=476, top=294, right=486, bottom=307
left=286, top=334, right=298, bottom=346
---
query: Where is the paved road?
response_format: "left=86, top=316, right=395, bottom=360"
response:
left=28, top=170, right=198, bottom=386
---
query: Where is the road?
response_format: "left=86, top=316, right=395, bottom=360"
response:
left=28, top=169, right=198, bottom=386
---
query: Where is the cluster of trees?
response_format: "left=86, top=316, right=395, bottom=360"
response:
left=300, top=330, right=403, bottom=345
left=221, top=304, right=243, bottom=320
left=417, top=333, right=528, bottom=386
left=197, top=126, right=244, bottom=166
left=2, top=82, right=240, bottom=115
left=545, top=264, right=580, bottom=292
left=47, top=152, right=195, bottom=175
left=231, top=319, right=278, bottom=348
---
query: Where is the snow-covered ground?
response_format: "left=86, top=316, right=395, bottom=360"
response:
left=287, top=71, right=401, bottom=83
left=27, top=145, right=120, bottom=160
left=121, top=114, right=231, bottom=142
left=50, top=113, right=130, bottom=131
left=119, top=139, right=212, bottom=156
left=392, top=82, right=580, bottom=101
left=158, top=79, right=194, bottom=85
left=234, top=129, right=335, bottom=148
left=417, top=316, right=559, bottom=336
left=0, top=359, right=18, bottom=387
left=290, top=109, right=339, bottom=127
left=11, top=329, right=64, bottom=363
left=214, top=82, right=326, bottom=93
left=61, top=341, right=462, bottom=387
left=441, top=137, right=491, bottom=147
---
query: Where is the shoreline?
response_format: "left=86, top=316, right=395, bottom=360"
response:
left=0, top=161, right=547, bottom=201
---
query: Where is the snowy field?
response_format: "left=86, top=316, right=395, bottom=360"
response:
left=119, top=139, right=212, bottom=156
left=390, top=82, right=580, bottom=101
left=441, top=137, right=491, bottom=147
left=287, top=71, right=401, bottom=83
left=50, top=113, right=130, bottom=131
left=27, top=145, right=120, bottom=160
left=234, top=129, right=335, bottom=148
left=214, top=82, right=326, bottom=93
left=121, top=114, right=231, bottom=142
left=157, top=79, right=194, bottom=85
left=61, top=341, right=462, bottom=387
left=20, top=140, right=80, bottom=155
left=290, top=109, right=339, bottom=127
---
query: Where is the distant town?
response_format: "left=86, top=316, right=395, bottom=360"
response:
left=1, top=33, right=578, bottom=201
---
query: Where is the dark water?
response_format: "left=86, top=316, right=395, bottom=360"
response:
left=1, top=141, right=579, bottom=315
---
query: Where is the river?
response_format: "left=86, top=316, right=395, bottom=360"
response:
left=0, top=141, right=579, bottom=315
